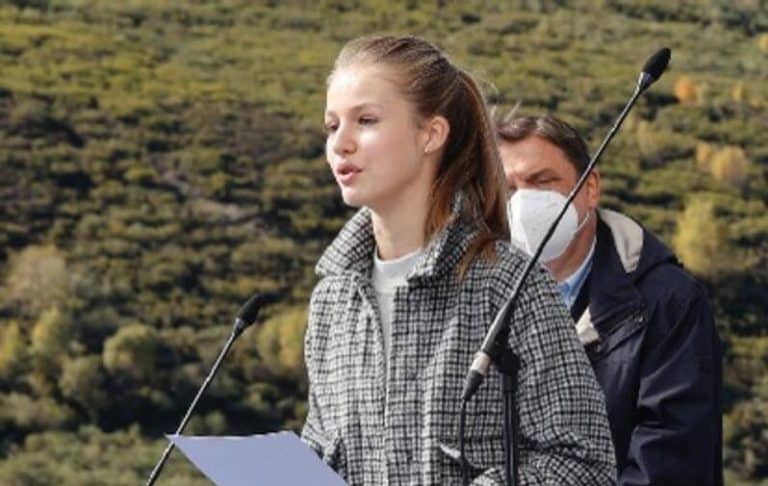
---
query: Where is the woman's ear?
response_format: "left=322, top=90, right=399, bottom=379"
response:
left=423, top=115, right=450, bottom=154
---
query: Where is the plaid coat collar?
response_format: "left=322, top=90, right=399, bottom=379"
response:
left=316, top=207, right=476, bottom=283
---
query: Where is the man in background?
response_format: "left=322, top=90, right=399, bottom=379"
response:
left=496, top=114, right=722, bottom=485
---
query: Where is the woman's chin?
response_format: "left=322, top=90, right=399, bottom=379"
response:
left=340, top=184, right=380, bottom=208
left=340, top=191, right=365, bottom=208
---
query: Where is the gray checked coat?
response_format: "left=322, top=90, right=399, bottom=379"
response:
left=301, top=207, right=616, bottom=485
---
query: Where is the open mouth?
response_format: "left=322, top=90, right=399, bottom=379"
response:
left=335, top=163, right=362, bottom=184
left=338, top=165, right=361, bottom=176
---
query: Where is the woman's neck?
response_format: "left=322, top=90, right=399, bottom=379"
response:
left=371, top=195, right=429, bottom=261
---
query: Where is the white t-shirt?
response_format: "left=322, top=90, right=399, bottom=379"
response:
left=371, top=248, right=425, bottom=365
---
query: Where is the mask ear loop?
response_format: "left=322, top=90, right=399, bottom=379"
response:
left=572, top=207, right=592, bottom=235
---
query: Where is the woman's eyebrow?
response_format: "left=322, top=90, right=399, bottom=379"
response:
left=325, top=102, right=385, bottom=118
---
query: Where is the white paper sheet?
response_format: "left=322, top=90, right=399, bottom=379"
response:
left=168, top=431, right=346, bottom=486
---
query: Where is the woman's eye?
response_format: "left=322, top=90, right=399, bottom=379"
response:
left=359, top=116, right=378, bottom=125
left=324, top=122, right=338, bottom=134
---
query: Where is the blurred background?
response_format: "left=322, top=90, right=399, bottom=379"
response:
left=0, top=0, right=765, bottom=484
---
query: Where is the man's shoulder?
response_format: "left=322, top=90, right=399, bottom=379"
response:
left=596, top=208, right=711, bottom=313
left=636, top=258, right=710, bottom=311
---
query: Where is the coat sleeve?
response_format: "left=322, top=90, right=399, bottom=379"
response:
left=300, top=303, right=328, bottom=457
left=300, top=282, right=334, bottom=460
left=620, top=284, right=722, bottom=485
left=482, top=262, right=617, bottom=486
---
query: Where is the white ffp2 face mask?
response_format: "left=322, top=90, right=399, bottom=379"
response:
left=507, top=188, right=590, bottom=263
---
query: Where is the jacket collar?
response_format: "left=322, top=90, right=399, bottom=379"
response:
left=316, top=206, right=478, bottom=282
left=574, top=209, right=683, bottom=346
left=583, top=209, right=647, bottom=336
left=598, top=209, right=643, bottom=273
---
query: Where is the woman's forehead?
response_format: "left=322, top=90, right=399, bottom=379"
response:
left=326, top=65, right=405, bottom=111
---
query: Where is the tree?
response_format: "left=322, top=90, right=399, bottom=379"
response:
left=673, top=195, right=728, bottom=278
left=59, top=356, right=107, bottom=422
left=710, top=146, right=750, bottom=190
left=695, top=141, right=714, bottom=172
left=758, top=33, right=768, bottom=55
left=0, top=393, right=74, bottom=432
left=635, top=120, right=693, bottom=167
left=0, top=321, right=28, bottom=382
left=674, top=76, right=700, bottom=106
left=254, top=306, right=308, bottom=384
left=28, top=307, right=73, bottom=394
left=102, top=324, right=160, bottom=383
left=3, top=245, right=72, bottom=318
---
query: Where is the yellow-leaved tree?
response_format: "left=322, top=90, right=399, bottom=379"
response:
left=255, top=306, right=308, bottom=385
left=0, top=321, right=27, bottom=382
left=673, top=195, right=728, bottom=278
left=3, top=245, right=72, bottom=317
left=710, top=146, right=751, bottom=190
left=674, top=75, right=700, bottom=106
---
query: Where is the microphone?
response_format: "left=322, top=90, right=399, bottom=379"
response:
left=461, top=47, right=672, bottom=403
left=637, top=47, right=671, bottom=91
left=233, top=293, right=272, bottom=336
left=145, top=293, right=271, bottom=486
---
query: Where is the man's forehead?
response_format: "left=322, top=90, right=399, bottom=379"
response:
left=499, top=137, right=575, bottom=175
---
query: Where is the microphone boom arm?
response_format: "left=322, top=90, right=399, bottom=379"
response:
left=145, top=324, right=242, bottom=486
left=462, top=49, right=669, bottom=403
left=145, top=293, right=268, bottom=486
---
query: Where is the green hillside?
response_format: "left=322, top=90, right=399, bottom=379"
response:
left=0, top=0, right=766, bottom=483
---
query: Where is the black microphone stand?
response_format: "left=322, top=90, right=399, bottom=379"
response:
left=458, top=49, right=671, bottom=486
left=145, top=294, right=267, bottom=486
left=498, top=348, right=519, bottom=486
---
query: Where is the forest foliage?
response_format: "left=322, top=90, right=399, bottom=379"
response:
left=0, top=0, right=766, bottom=483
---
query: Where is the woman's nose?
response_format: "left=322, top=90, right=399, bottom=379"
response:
left=330, top=123, right=356, bottom=156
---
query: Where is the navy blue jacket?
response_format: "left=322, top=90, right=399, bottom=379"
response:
left=573, top=209, right=722, bottom=486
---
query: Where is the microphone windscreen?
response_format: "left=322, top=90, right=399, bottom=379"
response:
left=642, top=48, right=671, bottom=81
left=237, top=293, right=268, bottom=326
